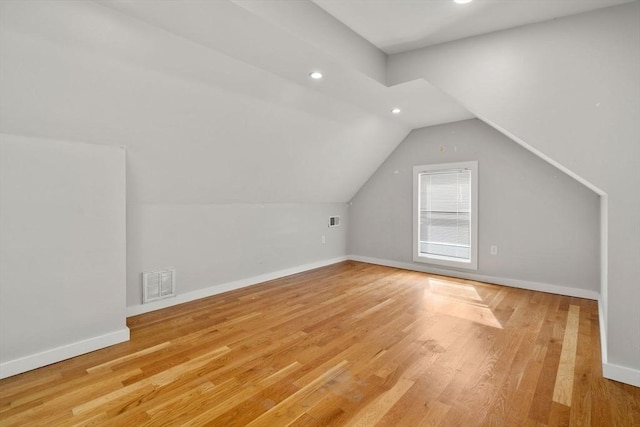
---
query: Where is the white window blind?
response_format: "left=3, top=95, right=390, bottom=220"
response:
left=420, top=169, right=471, bottom=260
left=419, top=169, right=471, bottom=260
left=413, top=161, right=477, bottom=270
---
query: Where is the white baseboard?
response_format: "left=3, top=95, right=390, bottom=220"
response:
left=127, top=256, right=349, bottom=317
left=598, top=300, right=640, bottom=387
left=0, top=328, right=130, bottom=380
left=348, top=255, right=600, bottom=300
left=602, top=362, right=640, bottom=388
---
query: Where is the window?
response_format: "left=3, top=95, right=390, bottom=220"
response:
left=413, top=161, right=478, bottom=270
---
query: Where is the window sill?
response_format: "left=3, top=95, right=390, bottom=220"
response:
left=413, top=253, right=478, bottom=271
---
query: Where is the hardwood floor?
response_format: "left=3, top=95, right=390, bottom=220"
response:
left=1, top=261, right=638, bottom=426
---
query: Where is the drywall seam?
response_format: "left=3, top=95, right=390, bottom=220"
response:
left=127, top=256, right=349, bottom=316
left=348, top=255, right=600, bottom=300
left=0, top=328, right=130, bottom=380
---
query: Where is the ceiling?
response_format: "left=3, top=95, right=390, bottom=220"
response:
left=1, top=0, right=633, bottom=204
left=312, top=0, right=635, bottom=54
left=93, top=0, right=636, bottom=132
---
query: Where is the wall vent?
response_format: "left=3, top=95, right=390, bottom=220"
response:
left=142, top=269, right=176, bottom=304
left=329, top=216, right=341, bottom=227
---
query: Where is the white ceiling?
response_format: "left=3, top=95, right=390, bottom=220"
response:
left=312, top=0, right=635, bottom=54
left=2, top=0, right=631, bottom=204
left=0, top=0, right=407, bottom=204
left=95, top=0, right=474, bottom=131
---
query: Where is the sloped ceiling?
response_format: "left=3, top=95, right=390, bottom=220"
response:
left=1, top=0, right=629, bottom=205
left=0, top=0, right=471, bottom=205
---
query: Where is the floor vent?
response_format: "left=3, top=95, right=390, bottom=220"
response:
left=142, top=269, right=176, bottom=304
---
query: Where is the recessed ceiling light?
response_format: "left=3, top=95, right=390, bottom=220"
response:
left=454, top=0, right=473, bottom=4
left=309, top=71, right=323, bottom=79
left=391, top=108, right=401, bottom=114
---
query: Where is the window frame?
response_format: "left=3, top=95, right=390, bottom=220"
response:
left=413, top=161, right=478, bottom=270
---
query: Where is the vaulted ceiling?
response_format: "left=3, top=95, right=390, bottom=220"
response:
left=0, top=0, right=632, bottom=204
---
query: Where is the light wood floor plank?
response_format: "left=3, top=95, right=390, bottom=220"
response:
left=345, top=377, right=414, bottom=427
left=553, top=304, right=580, bottom=406
left=1, top=261, right=638, bottom=426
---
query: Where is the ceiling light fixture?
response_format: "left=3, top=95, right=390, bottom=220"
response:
left=309, top=71, right=323, bottom=79
left=391, top=108, right=401, bottom=114
left=454, top=0, right=472, bottom=4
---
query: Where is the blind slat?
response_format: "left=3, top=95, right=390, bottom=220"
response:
left=419, top=169, right=471, bottom=260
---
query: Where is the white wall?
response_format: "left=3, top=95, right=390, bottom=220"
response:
left=127, top=202, right=348, bottom=311
left=388, top=2, right=640, bottom=382
left=0, top=134, right=128, bottom=379
left=349, top=119, right=600, bottom=297
left=0, top=0, right=357, bottom=320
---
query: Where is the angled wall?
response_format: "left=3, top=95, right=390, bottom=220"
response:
left=349, top=119, right=600, bottom=298
left=388, top=2, right=640, bottom=384
left=0, top=0, right=385, bottom=318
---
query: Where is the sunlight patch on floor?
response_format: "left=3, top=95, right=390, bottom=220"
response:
left=425, top=278, right=503, bottom=329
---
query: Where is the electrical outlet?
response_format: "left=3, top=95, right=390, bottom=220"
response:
left=321, top=235, right=326, bottom=244
left=490, top=245, right=498, bottom=255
